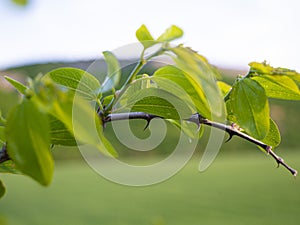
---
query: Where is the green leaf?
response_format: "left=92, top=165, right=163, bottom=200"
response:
left=252, top=75, right=300, bottom=100
left=136, top=24, right=155, bottom=48
left=11, top=0, right=28, bottom=6
left=249, top=61, right=299, bottom=76
left=0, top=160, right=20, bottom=174
left=45, top=68, right=101, bottom=100
left=0, top=180, right=5, bottom=199
left=101, top=51, right=121, bottom=93
left=5, top=99, right=53, bottom=186
left=229, top=78, right=270, bottom=139
left=114, top=84, right=193, bottom=119
left=217, top=81, right=232, bottom=97
left=4, top=76, right=27, bottom=95
left=50, top=94, right=117, bottom=157
left=49, top=115, right=77, bottom=146
left=261, top=119, right=281, bottom=148
left=153, top=66, right=210, bottom=118
left=157, top=25, right=183, bottom=42
left=170, top=46, right=225, bottom=121
left=249, top=62, right=274, bottom=74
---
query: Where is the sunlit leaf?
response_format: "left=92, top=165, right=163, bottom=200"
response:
left=114, top=83, right=193, bottom=120
left=249, top=61, right=299, bottom=76
left=261, top=119, right=281, bottom=148
left=101, top=51, right=121, bottom=93
left=252, top=75, right=300, bottom=100
left=228, top=78, right=270, bottom=139
left=217, top=81, right=231, bottom=97
left=4, top=76, right=27, bottom=95
left=5, top=99, right=53, bottom=186
left=50, top=94, right=117, bottom=157
left=49, top=115, right=77, bottom=146
left=46, top=68, right=101, bottom=100
left=157, top=25, right=183, bottom=42
left=153, top=65, right=210, bottom=118
left=136, top=24, right=155, bottom=48
left=170, top=46, right=225, bottom=120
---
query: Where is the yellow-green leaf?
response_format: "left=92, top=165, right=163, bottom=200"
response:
left=252, top=75, right=300, bottom=100
left=136, top=24, right=155, bottom=49
left=262, top=119, right=281, bottom=148
left=217, top=81, right=232, bottom=97
left=157, top=25, right=183, bottom=42
left=153, top=65, right=210, bottom=118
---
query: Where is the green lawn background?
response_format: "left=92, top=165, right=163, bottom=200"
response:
left=1, top=151, right=299, bottom=225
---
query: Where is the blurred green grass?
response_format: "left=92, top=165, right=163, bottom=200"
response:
left=0, top=151, right=299, bottom=225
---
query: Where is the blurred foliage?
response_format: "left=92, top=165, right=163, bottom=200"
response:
left=11, top=0, right=28, bottom=6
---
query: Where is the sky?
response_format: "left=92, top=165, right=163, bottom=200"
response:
left=0, top=0, right=299, bottom=71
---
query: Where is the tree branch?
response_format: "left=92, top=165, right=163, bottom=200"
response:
left=104, top=112, right=297, bottom=176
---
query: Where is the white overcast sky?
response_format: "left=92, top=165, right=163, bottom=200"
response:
left=0, top=0, right=299, bottom=71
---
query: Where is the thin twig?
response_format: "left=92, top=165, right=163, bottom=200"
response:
left=104, top=112, right=297, bottom=176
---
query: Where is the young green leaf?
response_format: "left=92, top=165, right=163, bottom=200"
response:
left=170, top=46, right=225, bottom=120
left=5, top=99, right=53, bottom=186
left=101, top=51, right=121, bottom=93
left=261, top=119, right=281, bottom=148
left=152, top=66, right=210, bottom=118
left=136, top=24, right=155, bottom=48
left=228, top=78, right=270, bottom=139
left=49, top=115, right=77, bottom=146
left=4, top=76, right=27, bottom=95
left=45, top=68, right=101, bottom=100
left=249, top=61, right=299, bottom=76
left=157, top=25, right=183, bottom=42
left=0, top=180, right=5, bottom=199
left=50, top=94, right=117, bottom=157
left=252, top=75, right=300, bottom=100
left=114, top=84, right=193, bottom=120
left=217, top=81, right=232, bottom=97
